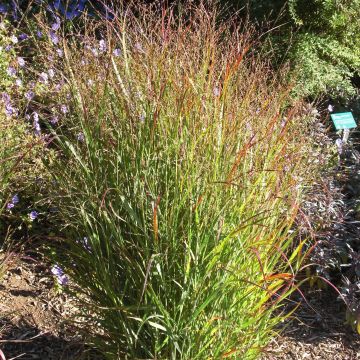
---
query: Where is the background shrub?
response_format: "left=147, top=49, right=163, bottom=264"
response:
left=230, top=0, right=360, bottom=100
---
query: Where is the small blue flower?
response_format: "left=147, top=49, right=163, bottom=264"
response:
left=25, top=90, right=35, bottom=101
left=11, top=194, right=19, bottom=204
left=18, top=33, right=28, bottom=41
left=6, top=194, right=18, bottom=210
left=49, top=31, right=59, bottom=45
left=39, top=72, right=49, bottom=84
left=77, top=132, right=85, bottom=142
left=33, top=112, right=39, bottom=123
left=50, top=116, right=59, bottom=124
left=33, top=113, right=41, bottom=136
left=213, top=86, right=220, bottom=97
left=60, top=104, right=68, bottom=114
left=17, top=57, right=25, bottom=67
left=29, top=210, right=39, bottom=220
left=51, top=17, right=61, bottom=31
left=113, top=48, right=121, bottom=57
left=6, top=202, right=15, bottom=209
left=5, top=104, right=18, bottom=117
left=51, top=264, right=63, bottom=277
left=48, top=69, right=55, bottom=78
left=56, top=48, right=63, bottom=57
left=99, top=39, right=106, bottom=52
left=134, top=42, right=143, bottom=52
left=7, top=66, right=16, bottom=77
left=2, top=92, right=11, bottom=104
left=10, top=35, right=18, bottom=44
left=51, top=264, right=69, bottom=286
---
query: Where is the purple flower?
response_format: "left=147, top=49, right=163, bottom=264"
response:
left=25, top=90, right=35, bottom=101
left=113, top=48, right=121, bottom=57
left=77, top=132, right=85, bottom=142
left=48, top=69, right=55, bottom=78
left=33, top=112, right=39, bottom=122
left=39, top=72, right=49, bottom=84
left=51, top=265, right=68, bottom=286
left=2, top=92, right=11, bottom=103
left=15, top=78, right=22, bottom=87
left=33, top=112, right=41, bottom=135
left=134, top=42, right=143, bottom=52
left=6, top=194, right=19, bottom=210
left=51, top=17, right=61, bottom=31
left=36, top=30, right=43, bottom=38
left=7, top=66, right=16, bottom=77
left=213, top=86, right=220, bottom=97
left=99, top=39, right=106, bottom=52
left=56, top=48, right=63, bottom=57
left=11, top=194, right=19, bottom=204
left=6, top=202, right=15, bottom=209
left=18, top=33, right=28, bottom=41
left=5, top=104, right=18, bottom=117
left=50, top=116, right=59, bottom=125
left=335, top=138, right=343, bottom=154
left=29, top=210, right=39, bottom=220
left=49, top=31, right=59, bottom=45
left=60, top=104, right=68, bottom=114
left=51, top=264, right=63, bottom=277
left=34, top=123, right=41, bottom=135
left=5, top=45, right=12, bottom=51
left=91, top=48, right=99, bottom=57
left=17, top=57, right=25, bottom=67
left=10, top=35, right=18, bottom=44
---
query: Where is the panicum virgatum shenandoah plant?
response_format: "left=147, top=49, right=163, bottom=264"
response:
left=34, top=3, right=317, bottom=359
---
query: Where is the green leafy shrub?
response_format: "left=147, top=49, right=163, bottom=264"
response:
left=29, top=4, right=318, bottom=359
left=232, top=0, right=360, bottom=99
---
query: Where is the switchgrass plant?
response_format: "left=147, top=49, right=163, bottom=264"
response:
left=38, top=3, right=316, bottom=358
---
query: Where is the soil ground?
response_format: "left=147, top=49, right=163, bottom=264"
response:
left=262, top=288, right=360, bottom=359
left=0, top=255, right=359, bottom=359
left=0, top=255, right=102, bottom=360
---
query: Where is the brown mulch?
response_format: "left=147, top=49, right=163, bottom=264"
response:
left=262, top=287, right=360, bottom=360
left=1, top=254, right=359, bottom=359
left=0, top=255, right=101, bottom=360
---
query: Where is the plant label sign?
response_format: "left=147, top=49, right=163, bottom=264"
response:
left=331, top=112, right=357, bottom=130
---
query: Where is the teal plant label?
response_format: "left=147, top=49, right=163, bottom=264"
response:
left=331, top=112, right=357, bottom=130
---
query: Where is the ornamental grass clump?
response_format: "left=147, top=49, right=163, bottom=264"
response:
left=42, top=4, right=315, bottom=359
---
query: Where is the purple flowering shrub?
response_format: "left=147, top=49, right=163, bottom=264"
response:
left=0, top=19, right=59, bottom=244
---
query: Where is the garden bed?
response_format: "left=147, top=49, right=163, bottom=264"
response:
left=1, top=257, right=359, bottom=359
